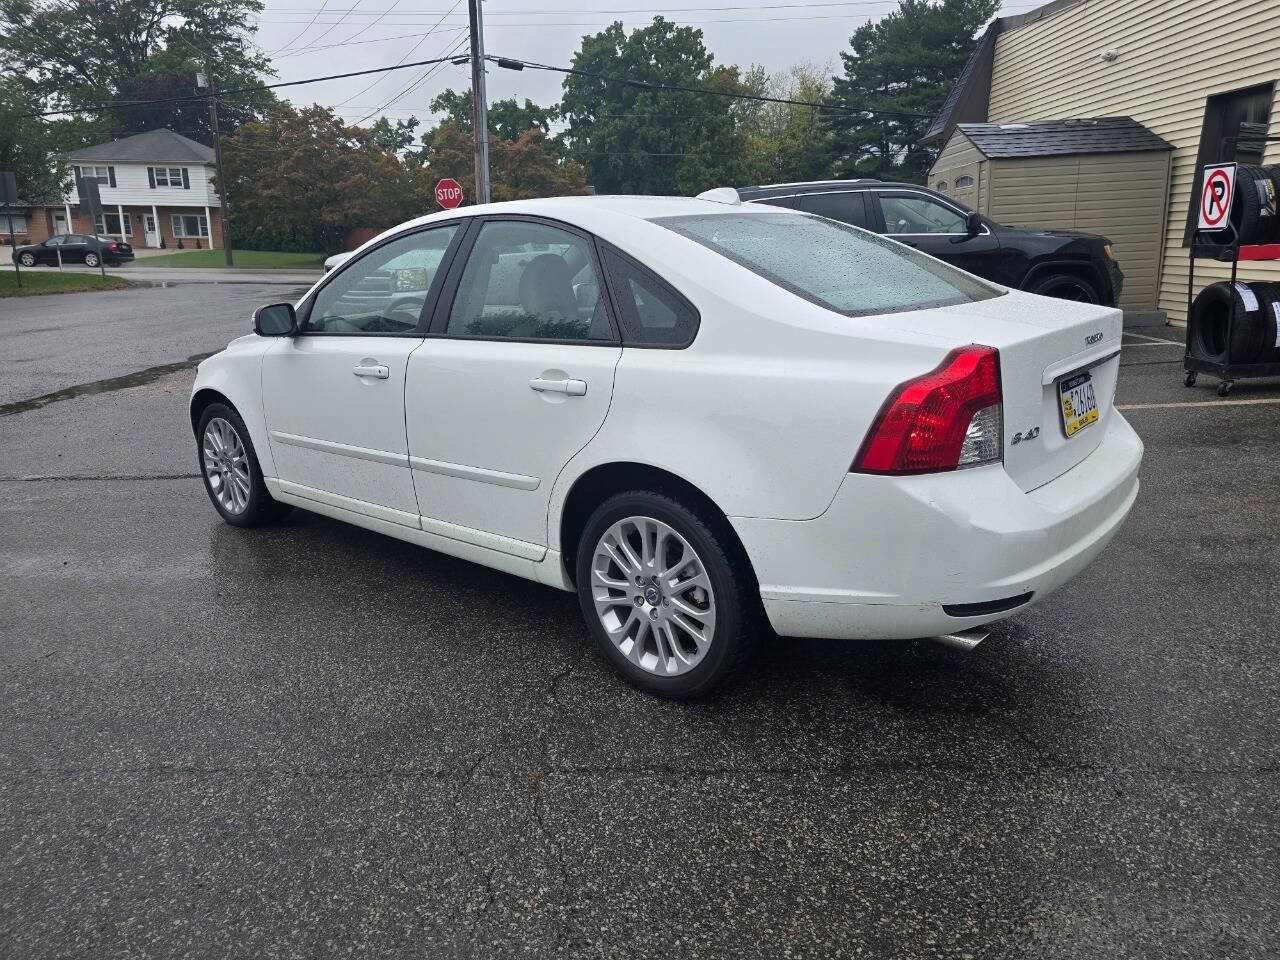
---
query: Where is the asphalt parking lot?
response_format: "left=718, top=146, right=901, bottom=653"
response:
left=2, top=286, right=1278, bottom=959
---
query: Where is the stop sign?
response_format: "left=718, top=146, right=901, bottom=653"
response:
left=435, top=178, right=463, bottom=209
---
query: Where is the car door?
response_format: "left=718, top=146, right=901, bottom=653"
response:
left=261, top=222, right=463, bottom=526
left=38, top=237, right=63, bottom=264
left=405, top=217, right=621, bottom=554
left=64, top=235, right=91, bottom=263
left=868, top=190, right=1001, bottom=278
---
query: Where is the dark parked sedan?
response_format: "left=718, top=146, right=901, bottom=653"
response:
left=11, top=234, right=134, bottom=268
left=738, top=180, right=1123, bottom=306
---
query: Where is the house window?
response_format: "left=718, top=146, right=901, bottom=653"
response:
left=172, top=214, right=209, bottom=237
left=76, top=165, right=111, bottom=185
left=94, top=212, right=132, bottom=236
left=1186, top=82, right=1275, bottom=241
left=152, top=166, right=186, bottom=187
left=1, top=213, right=27, bottom=234
left=955, top=175, right=975, bottom=189
left=936, top=181, right=949, bottom=192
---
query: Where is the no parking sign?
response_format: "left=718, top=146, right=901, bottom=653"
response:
left=1198, top=163, right=1235, bottom=230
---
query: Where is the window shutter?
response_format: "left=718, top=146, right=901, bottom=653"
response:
left=107, top=166, right=116, bottom=188
left=147, top=167, right=155, bottom=189
left=181, top=168, right=190, bottom=189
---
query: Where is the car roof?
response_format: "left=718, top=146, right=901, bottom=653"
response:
left=737, top=180, right=936, bottom=200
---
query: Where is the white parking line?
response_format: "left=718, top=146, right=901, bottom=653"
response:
left=1118, top=397, right=1280, bottom=411
left=1123, top=331, right=1183, bottom=345
left=1122, top=341, right=1184, bottom=347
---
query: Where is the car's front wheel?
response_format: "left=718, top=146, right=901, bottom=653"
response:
left=18, top=252, right=35, bottom=267
left=1028, top=272, right=1099, bottom=303
left=197, top=403, right=290, bottom=527
left=575, top=491, right=760, bottom=698
left=83, top=252, right=100, bottom=267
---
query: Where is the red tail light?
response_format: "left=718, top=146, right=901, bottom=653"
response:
left=108, top=243, right=118, bottom=251
left=852, top=345, right=1003, bottom=475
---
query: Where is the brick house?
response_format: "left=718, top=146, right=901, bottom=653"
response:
left=2, top=129, right=223, bottom=250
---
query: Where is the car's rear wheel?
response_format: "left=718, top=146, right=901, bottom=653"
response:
left=197, top=402, right=290, bottom=527
left=83, top=252, right=100, bottom=267
left=18, top=252, right=35, bottom=267
left=575, top=491, right=759, bottom=698
left=1028, top=273, right=1100, bottom=303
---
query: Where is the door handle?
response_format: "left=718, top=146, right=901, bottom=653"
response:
left=352, top=362, right=390, bottom=379
left=529, top=377, right=587, bottom=396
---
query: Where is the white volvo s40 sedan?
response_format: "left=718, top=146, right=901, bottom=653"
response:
left=191, top=192, right=1142, bottom=697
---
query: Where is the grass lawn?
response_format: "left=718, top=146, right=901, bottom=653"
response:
left=0, top=270, right=131, bottom=297
left=132, top=249, right=326, bottom=269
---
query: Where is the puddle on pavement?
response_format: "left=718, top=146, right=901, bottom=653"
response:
left=0, top=352, right=215, bottom=418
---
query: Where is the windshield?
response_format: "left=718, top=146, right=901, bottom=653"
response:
left=654, top=211, right=1001, bottom=317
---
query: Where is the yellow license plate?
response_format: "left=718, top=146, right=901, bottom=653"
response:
left=1059, top=371, right=1099, bottom=437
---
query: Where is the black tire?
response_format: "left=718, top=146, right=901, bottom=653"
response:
left=574, top=490, right=761, bottom=699
left=1189, top=281, right=1267, bottom=363
left=1026, top=272, right=1100, bottom=304
left=1244, top=281, right=1280, bottom=362
left=1226, top=164, right=1277, bottom=244
left=83, top=252, right=100, bottom=267
left=196, top=402, right=291, bottom=528
left=18, top=252, right=35, bottom=267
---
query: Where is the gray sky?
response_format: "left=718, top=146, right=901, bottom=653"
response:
left=250, top=0, right=1044, bottom=134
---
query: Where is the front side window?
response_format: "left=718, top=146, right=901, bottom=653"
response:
left=445, top=221, right=613, bottom=342
left=655, top=211, right=999, bottom=318
left=305, top=224, right=457, bottom=335
left=877, top=194, right=968, bottom=235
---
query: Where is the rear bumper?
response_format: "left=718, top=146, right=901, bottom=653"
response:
left=731, top=413, right=1143, bottom=640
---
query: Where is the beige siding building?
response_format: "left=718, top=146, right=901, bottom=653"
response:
left=923, top=0, right=1280, bottom=322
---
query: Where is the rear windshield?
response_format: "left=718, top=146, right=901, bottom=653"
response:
left=654, top=211, right=1001, bottom=317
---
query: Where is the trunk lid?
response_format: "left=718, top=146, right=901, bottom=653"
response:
left=891, top=291, right=1123, bottom=491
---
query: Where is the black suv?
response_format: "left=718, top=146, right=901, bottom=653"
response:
left=738, top=180, right=1123, bottom=306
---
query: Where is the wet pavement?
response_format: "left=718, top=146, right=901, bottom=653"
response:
left=1, top=288, right=1277, bottom=958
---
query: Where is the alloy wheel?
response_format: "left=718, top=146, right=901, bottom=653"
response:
left=19, top=253, right=34, bottom=266
left=84, top=253, right=99, bottom=267
left=202, top=417, right=251, bottom=514
left=590, top=515, right=717, bottom=676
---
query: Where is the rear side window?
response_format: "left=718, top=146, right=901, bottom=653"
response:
left=654, top=211, right=1000, bottom=318
left=798, top=191, right=867, bottom=227
left=601, top=248, right=699, bottom=347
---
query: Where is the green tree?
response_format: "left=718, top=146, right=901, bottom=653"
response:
left=740, top=62, right=837, bottom=184
left=367, top=115, right=420, bottom=152
left=826, top=0, right=998, bottom=182
left=559, top=17, right=755, bottom=195
left=417, top=123, right=588, bottom=206
left=0, top=0, right=274, bottom=143
left=424, top=88, right=556, bottom=142
left=221, top=104, right=415, bottom=252
left=0, top=77, right=104, bottom=204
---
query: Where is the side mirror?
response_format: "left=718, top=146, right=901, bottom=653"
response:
left=254, top=302, right=297, bottom=337
left=965, top=211, right=982, bottom=236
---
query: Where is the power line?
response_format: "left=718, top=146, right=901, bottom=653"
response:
left=267, top=0, right=337, bottom=54
left=17, top=55, right=468, bottom=119
left=334, top=0, right=465, bottom=106
left=354, top=32, right=469, bottom=124
left=488, top=55, right=935, bottom=120
left=261, top=0, right=938, bottom=13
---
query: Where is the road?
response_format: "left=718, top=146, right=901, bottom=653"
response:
left=1, top=286, right=1277, bottom=958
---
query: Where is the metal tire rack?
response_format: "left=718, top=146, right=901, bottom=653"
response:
left=1185, top=136, right=1280, bottom=397
left=1185, top=223, right=1280, bottom=396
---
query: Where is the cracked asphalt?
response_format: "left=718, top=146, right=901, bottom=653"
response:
left=2, top=287, right=1278, bottom=958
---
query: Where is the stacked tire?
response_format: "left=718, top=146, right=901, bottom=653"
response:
left=1211, top=164, right=1280, bottom=244
left=1189, top=280, right=1280, bottom=363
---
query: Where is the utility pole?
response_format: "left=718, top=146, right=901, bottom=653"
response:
left=467, top=0, right=491, bottom=204
left=201, top=59, right=234, bottom=266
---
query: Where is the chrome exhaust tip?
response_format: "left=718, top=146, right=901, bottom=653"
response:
left=932, top=627, right=990, bottom=652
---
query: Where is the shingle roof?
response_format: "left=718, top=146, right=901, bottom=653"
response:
left=70, top=129, right=214, bottom=164
left=957, top=118, right=1173, bottom=158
